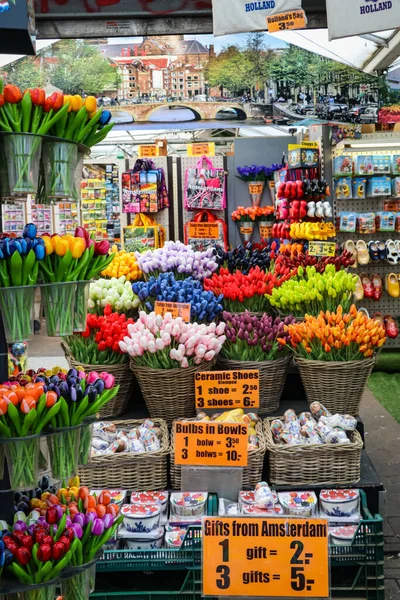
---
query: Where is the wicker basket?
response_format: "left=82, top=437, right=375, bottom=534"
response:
left=129, top=359, right=216, bottom=424
left=170, top=418, right=266, bottom=490
left=264, top=417, right=363, bottom=486
left=295, top=356, right=376, bottom=416
left=77, top=419, right=169, bottom=489
left=217, top=354, right=291, bottom=415
left=62, top=343, right=135, bottom=418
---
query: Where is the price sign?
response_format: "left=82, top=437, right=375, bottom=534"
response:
left=249, top=183, right=264, bottom=195
left=187, top=223, right=220, bottom=240
left=138, top=145, right=159, bottom=158
left=174, top=421, right=248, bottom=467
left=195, top=370, right=259, bottom=410
left=187, top=142, right=215, bottom=157
left=202, top=517, right=329, bottom=597
left=259, top=224, right=272, bottom=240
left=239, top=225, right=254, bottom=235
left=154, top=301, right=191, bottom=322
left=267, top=9, right=307, bottom=33
left=308, top=241, right=336, bottom=257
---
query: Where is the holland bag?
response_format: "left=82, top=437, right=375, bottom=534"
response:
left=212, top=0, right=303, bottom=36
left=123, top=213, right=165, bottom=253
left=184, top=156, right=226, bottom=211
left=184, top=209, right=228, bottom=251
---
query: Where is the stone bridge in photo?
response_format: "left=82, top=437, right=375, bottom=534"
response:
left=111, top=101, right=270, bottom=122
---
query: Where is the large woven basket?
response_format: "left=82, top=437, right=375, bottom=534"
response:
left=295, top=356, right=376, bottom=416
left=129, top=359, right=216, bottom=424
left=62, top=343, right=135, bottom=418
left=170, top=418, right=266, bottom=490
left=217, top=354, right=291, bottom=415
left=77, top=419, right=169, bottom=489
left=264, top=417, right=363, bottom=486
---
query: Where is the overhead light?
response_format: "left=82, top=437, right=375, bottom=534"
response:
left=337, top=140, right=400, bottom=150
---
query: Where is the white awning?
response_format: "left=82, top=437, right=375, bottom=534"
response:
left=0, top=40, right=58, bottom=69
left=271, top=28, right=400, bottom=81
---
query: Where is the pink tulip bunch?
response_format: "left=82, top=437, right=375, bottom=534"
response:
left=119, top=311, right=226, bottom=369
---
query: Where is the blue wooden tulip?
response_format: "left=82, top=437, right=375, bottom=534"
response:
left=22, top=223, right=37, bottom=240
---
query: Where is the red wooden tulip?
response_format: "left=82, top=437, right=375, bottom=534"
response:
left=29, top=88, right=46, bottom=106
left=52, top=541, right=65, bottom=560
left=3, top=84, right=22, bottom=104
left=37, top=543, right=52, bottom=562
left=15, top=547, right=31, bottom=566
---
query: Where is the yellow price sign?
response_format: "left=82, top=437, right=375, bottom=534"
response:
left=267, top=9, right=307, bottom=33
left=187, top=142, right=215, bottom=157
left=308, top=241, right=336, bottom=257
left=174, top=421, right=248, bottom=467
left=202, top=517, right=329, bottom=597
left=187, top=223, right=220, bottom=240
left=138, top=145, right=159, bottom=158
left=195, top=370, right=259, bottom=410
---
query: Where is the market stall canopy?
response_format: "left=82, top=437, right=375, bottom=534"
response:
left=271, top=27, right=400, bottom=79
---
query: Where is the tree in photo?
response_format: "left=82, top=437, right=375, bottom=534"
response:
left=48, top=40, right=119, bottom=95
left=4, top=57, right=46, bottom=90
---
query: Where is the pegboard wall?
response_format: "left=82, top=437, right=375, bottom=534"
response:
left=333, top=142, right=400, bottom=345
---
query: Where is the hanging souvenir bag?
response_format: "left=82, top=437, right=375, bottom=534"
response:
left=184, top=156, right=226, bottom=210
left=184, top=209, right=228, bottom=251
left=123, top=213, right=165, bottom=252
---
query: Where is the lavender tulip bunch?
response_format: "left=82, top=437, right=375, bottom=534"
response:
left=135, top=241, right=219, bottom=281
left=221, top=310, right=294, bottom=361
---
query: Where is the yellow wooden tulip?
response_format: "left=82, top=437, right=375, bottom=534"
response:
left=55, top=239, right=69, bottom=257
left=84, top=96, right=97, bottom=113
left=71, top=238, right=85, bottom=259
left=51, top=235, right=61, bottom=251
left=43, top=236, right=53, bottom=255
left=63, top=95, right=73, bottom=113
left=71, top=95, right=83, bottom=112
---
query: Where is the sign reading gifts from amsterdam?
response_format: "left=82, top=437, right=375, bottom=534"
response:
left=326, top=0, right=400, bottom=40
left=308, top=241, right=336, bottom=257
left=154, top=301, right=191, bottom=322
left=212, top=0, right=302, bottom=36
left=202, top=517, right=330, bottom=597
left=174, top=421, right=249, bottom=467
left=195, top=370, right=260, bottom=410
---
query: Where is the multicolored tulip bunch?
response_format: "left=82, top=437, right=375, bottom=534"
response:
left=120, top=311, right=226, bottom=369
left=222, top=311, right=294, bottom=361
left=133, top=273, right=223, bottom=322
left=0, top=82, right=113, bottom=147
left=214, top=243, right=272, bottom=274
left=279, top=305, right=386, bottom=360
left=135, top=241, right=219, bottom=281
left=269, top=265, right=357, bottom=317
left=64, top=306, right=134, bottom=365
left=40, top=226, right=114, bottom=283
left=88, top=276, right=139, bottom=316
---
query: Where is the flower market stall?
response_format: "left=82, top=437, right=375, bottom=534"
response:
left=0, top=100, right=388, bottom=600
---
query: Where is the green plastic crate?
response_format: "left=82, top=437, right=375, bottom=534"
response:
left=329, top=490, right=384, bottom=565
left=331, top=561, right=385, bottom=600
left=90, top=570, right=207, bottom=599
left=97, top=494, right=217, bottom=573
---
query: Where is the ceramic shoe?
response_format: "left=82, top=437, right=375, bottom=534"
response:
left=385, top=240, right=399, bottom=265
left=372, top=273, right=383, bottom=300
left=299, top=201, right=307, bottom=219
left=358, top=307, right=370, bottom=319
left=315, top=201, right=324, bottom=218
left=307, top=202, right=316, bottom=218
left=377, top=241, right=387, bottom=261
left=356, top=240, right=370, bottom=265
left=322, top=201, right=332, bottom=218
left=353, top=276, right=364, bottom=301
left=344, top=240, right=358, bottom=269
left=360, top=273, right=374, bottom=298
left=368, top=241, right=379, bottom=261
left=372, top=312, right=384, bottom=326
left=384, top=315, right=399, bottom=339
left=386, top=273, right=400, bottom=298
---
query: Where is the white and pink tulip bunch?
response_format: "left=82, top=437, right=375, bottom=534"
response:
left=119, top=311, right=226, bottom=369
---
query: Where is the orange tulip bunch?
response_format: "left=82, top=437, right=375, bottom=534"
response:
left=231, top=206, right=274, bottom=222
left=278, top=304, right=386, bottom=361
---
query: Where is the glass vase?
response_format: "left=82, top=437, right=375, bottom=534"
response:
left=47, top=426, right=81, bottom=481
left=60, top=568, right=91, bottom=600
left=40, top=282, right=76, bottom=337
left=43, top=139, right=78, bottom=199
left=1, top=133, right=42, bottom=197
left=73, top=281, right=90, bottom=332
left=4, top=435, right=41, bottom=492
left=0, top=285, right=35, bottom=343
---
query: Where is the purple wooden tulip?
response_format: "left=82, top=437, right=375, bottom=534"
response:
left=14, top=521, right=27, bottom=533
left=71, top=523, right=83, bottom=539
left=73, top=513, right=85, bottom=528
left=86, top=512, right=96, bottom=525
left=37, top=517, right=47, bottom=526
left=103, top=514, right=114, bottom=530
left=65, top=516, right=73, bottom=528
left=55, top=505, right=63, bottom=520
left=92, top=519, right=105, bottom=536
left=70, top=386, right=77, bottom=402
left=28, top=524, right=35, bottom=536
